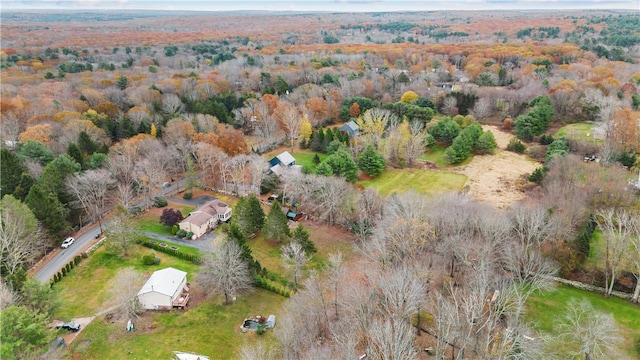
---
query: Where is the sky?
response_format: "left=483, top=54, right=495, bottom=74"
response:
left=1, top=0, right=638, bottom=11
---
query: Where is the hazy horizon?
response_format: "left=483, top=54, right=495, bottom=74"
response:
left=2, top=0, right=638, bottom=12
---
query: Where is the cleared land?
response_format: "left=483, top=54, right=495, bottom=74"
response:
left=452, top=125, right=540, bottom=208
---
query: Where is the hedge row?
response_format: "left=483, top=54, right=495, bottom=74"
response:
left=50, top=254, right=87, bottom=287
left=139, top=240, right=201, bottom=264
left=254, top=274, right=291, bottom=298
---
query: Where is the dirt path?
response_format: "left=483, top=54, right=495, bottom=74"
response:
left=452, top=125, right=540, bottom=208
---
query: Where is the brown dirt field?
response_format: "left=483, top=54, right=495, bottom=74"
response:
left=451, top=125, right=540, bottom=208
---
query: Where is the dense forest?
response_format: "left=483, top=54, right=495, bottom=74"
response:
left=1, top=9, right=639, bottom=360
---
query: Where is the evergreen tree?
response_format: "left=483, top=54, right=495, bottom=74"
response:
left=475, top=131, right=498, bottom=155
left=358, top=145, right=386, bottom=177
left=38, top=154, right=81, bottom=205
left=246, top=194, right=265, bottom=234
left=324, top=149, right=359, bottom=182
left=116, top=74, right=129, bottom=90
left=291, top=223, right=316, bottom=253
left=1, top=148, right=26, bottom=198
left=310, top=127, right=325, bottom=152
left=66, top=143, right=84, bottom=168
left=14, top=173, right=34, bottom=201
left=25, top=185, right=70, bottom=242
left=264, top=201, right=290, bottom=242
left=77, top=131, right=97, bottom=155
left=227, top=222, right=258, bottom=271
left=316, top=162, right=334, bottom=176
left=17, top=140, right=55, bottom=166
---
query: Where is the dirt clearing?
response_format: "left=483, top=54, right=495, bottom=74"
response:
left=453, top=125, right=540, bottom=208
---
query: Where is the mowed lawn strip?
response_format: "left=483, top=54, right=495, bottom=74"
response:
left=359, top=168, right=467, bottom=196
left=525, top=284, right=640, bottom=358
left=136, top=203, right=195, bottom=236
left=71, top=289, right=284, bottom=360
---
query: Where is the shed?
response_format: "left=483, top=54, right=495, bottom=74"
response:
left=138, top=267, right=189, bottom=310
left=286, top=210, right=303, bottom=222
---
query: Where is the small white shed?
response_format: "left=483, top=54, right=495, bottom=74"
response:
left=137, top=267, right=189, bottom=310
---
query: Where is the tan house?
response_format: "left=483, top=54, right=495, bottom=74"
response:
left=137, top=267, right=189, bottom=310
left=178, top=199, right=232, bottom=239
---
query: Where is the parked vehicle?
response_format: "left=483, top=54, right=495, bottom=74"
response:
left=61, top=237, right=75, bottom=249
left=55, top=321, right=80, bottom=332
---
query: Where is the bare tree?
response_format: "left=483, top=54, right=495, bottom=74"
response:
left=367, top=317, right=419, bottom=360
left=276, top=101, right=302, bottom=153
left=246, top=154, right=269, bottom=195
left=110, top=267, right=144, bottom=319
left=627, top=213, right=640, bottom=303
left=105, top=206, right=137, bottom=256
left=554, top=299, right=620, bottom=360
left=161, top=93, right=184, bottom=116
left=66, top=169, right=115, bottom=232
left=281, top=241, right=310, bottom=291
left=0, top=195, right=42, bottom=277
left=238, top=342, right=276, bottom=360
left=595, top=208, right=634, bottom=296
left=197, top=240, right=253, bottom=305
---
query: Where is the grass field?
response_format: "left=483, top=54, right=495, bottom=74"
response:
left=70, top=289, right=284, bottom=359
left=420, top=145, right=473, bottom=168
left=554, top=123, right=603, bottom=144
left=54, top=243, right=201, bottom=321
left=358, top=168, right=467, bottom=196
left=526, top=284, right=640, bottom=358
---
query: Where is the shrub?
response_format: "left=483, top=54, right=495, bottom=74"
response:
left=256, top=323, right=267, bottom=335
left=176, top=229, right=187, bottom=238
left=186, top=231, right=194, bottom=240
left=153, top=196, right=168, bottom=208
left=153, top=257, right=161, bottom=265
left=528, top=166, right=548, bottom=184
left=142, top=255, right=155, bottom=266
left=502, top=118, right=513, bottom=130
left=74, top=255, right=81, bottom=266
left=527, top=145, right=547, bottom=162
left=183, top=192, right=193, bottom=200
left=506, top=138, right=526, bottom=153
left=539, top=134, right=554, bottom=145
left=171, top=224, right=179, bottom=235
left=128, top=205, right=142, bottom=216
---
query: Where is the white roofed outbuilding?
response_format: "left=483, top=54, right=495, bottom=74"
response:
left=137, top=267, right=189, bottom=310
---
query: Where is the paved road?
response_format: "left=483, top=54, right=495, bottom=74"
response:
left=34, top=180, right=185, bottom=283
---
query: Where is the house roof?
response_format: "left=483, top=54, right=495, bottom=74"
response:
left=179, top=199, right=229, bottom=226
left=138, top=267, right=186, bottom=297
left=276, top=151, right=296, bottom=166
left=340, top=121, right=359, bottom=136
left=182, top=211, right=214, bottom=227
left=343, top=120, right=359, bottom=131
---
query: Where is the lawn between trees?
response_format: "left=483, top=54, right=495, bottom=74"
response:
left=53, top=192, right=353, bottom=359
left=525, top=284, right=640, bottom=358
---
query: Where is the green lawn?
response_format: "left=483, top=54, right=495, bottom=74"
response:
left=53, top=244, right=201, bottom=320
left=70, top=289, right=284, bottom=359
left=420, top=145, right=473, bottom=168
left=358, top=168, right=467, bottom=196
left=136, top=204, right=195, bottom=236
left=554, top=123, right=602, bottom=144
left=526, top=284, right=640, bottom=358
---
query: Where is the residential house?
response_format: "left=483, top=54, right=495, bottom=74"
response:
left=340, top=120, right=359, bottom=137
left=138, top=267, right=189, bottom=310
left=268, top=151, right=301, bottom=176
left=178, top=199, right=232, bottom=239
